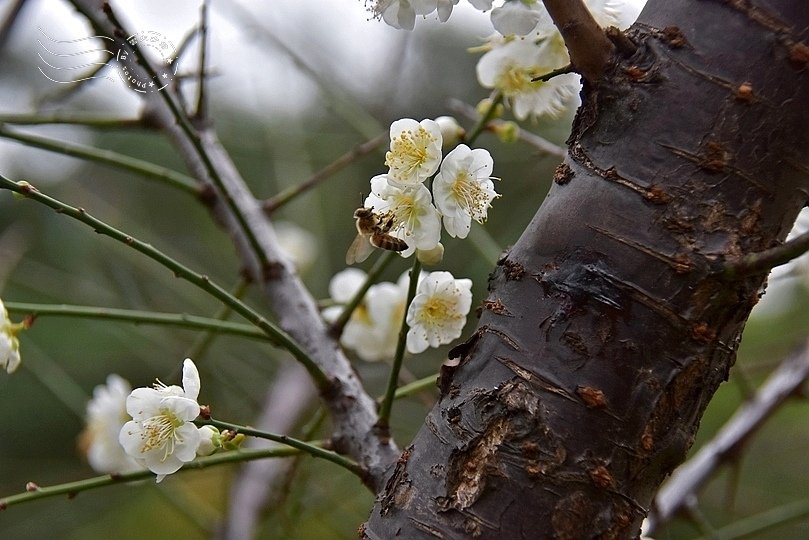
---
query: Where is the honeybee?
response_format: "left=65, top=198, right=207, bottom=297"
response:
left=346, top=207, right=408, bottom=264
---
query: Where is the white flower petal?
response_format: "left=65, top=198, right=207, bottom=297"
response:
left=385, top=118, right=443, bottom=187
left=182, top=359, right=200, bottom=401
left=328, top=268, right=368, bottom=303
left=405, top=271, right=473, bottom=353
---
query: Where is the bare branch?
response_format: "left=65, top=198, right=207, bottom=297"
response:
left=541, top=0, right=615, bottom=83
left=724, top=229, right=809, bottom=278
left=648, top=343, right=809, bottom=532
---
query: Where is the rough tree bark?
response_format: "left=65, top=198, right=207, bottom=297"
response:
left=364, top=0, right=809, bottom=538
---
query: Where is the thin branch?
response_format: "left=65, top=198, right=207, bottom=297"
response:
left=184, top=278, right=251, bottom=361
left=193, top=0, right=209, bottom=121
left=540, top=0, right=615, bottom=83
left=465, top=91, right=504, bottom=145
left=69, top=0, right=399, bottom=489
left=0, top=446, right=310, bottom=510
left=706, top=498, right=809, bottom=540
left=723, top=230, right=809, bottom=278
left=376, top=258, right=422, bottom=434
left=531, top=63, right=574, bottom=82
left=4, top=301, right=269, bottom=341
left=330, top=251, right=397, bottom=337
left=100, top=3, right=271, bottom=273
left=447, top=98, right=566, bottom=157
left=0, top=114, right=145, bottom=129
left=200, top=417, right=365, bottom=481
left=0, top=124, right=199, bottom=195
left=263, top=132, right=387, bottom=213
left=391, top=373, right=437, bottom=400
left=0, top=175, right=331, bottom=391
left=647, top=343, right=809, bottom=532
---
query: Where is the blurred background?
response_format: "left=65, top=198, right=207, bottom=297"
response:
left=0, top=1, right=807, bottom=539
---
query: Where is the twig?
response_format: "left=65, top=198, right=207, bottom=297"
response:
left=647, top=343, right=809, bottom=532
left=705, top=498, right=809, bottom=539
left=184, top=278, right=251, bottom=361
left=540, top=0, right=615, bottom=83
left=330, top=251, right=397, bottom=337
left=224, top=364, right=319, bottom=540
left=465, top=91, right=504, bottom=145
left=4, top=301, right=269, bottom=341
left=376, top=258, right=422, bottom=434
left=531, top=63, right=574, bottom=82
left=0, top=175, right=331, bottom=391
left=0, top=125, right=199, bottom=195
left=0, top=446, right=310, bottom=509
left=723, top=230, right=809, bottom=278
left=0, top=114, right=144, bottom=129
left=263, top=132, right=388, bottom=213
left=69, top=0, right=399, bottom=490
left=447, top=98, right=566, bottom=157
left=193, top=0, right=209, bottom=121
left=200, top=417, right=365, bottom=480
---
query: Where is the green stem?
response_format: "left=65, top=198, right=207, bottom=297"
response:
left=330, top=251, right=397, bottom=337
left=99, top=4, right=271, bottom=273
left=376, top=258, right=422, bottom=432
left=0, top=175, right=330, bottom=391
left=0, top=446, right=309, bottom=510
left=185, top=278, right=251, bottom=361
left=531, top=63, right=575, bottom=82
left=4, top=301, right=268, bottom=341
left=0, top=114, right=145, bottom=129
left=263, top=132, right=387, bottom=213
left=468, top=222, right=502, bottom=266
left=392, top=373, right=438, bottom=400
left=465, top=91, right=504, bottom=145
left=0, top=124, right=198, bottom=195
left=707, top=498, right=809, bottom=539
left=199, top=418, right=364, bottom=480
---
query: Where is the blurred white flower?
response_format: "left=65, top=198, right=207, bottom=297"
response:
left=323, top=269, right=410, bottom=361
left=406, top=271, right=473, bottom=353
left=433, top=144, right=498, bottom=239
left=476, top=38, right=580, bottom=120
left=274, top=221, right=318, bottom=273
left=434, top=115, right=465, bottom=149
left=119, top=359, right=202, bottom=482
left=81, top=374, right=144, bottom=474
left=385, top=118, right=443, bottom=187
left=366, top=175, right=442, bottom=256
left=468, top=0, right=494, bottom=10
left=0, top=299, right=21, bottom=374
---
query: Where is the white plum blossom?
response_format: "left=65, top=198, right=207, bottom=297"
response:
left=433, top=144, right=498, bottom=239
left=491, top=1, right=548, bottom=36
left=323, top=269, right=410, bottom=362
left=385, top=118, right=443, bottom=187
left=0, top=299, right=21, bottom=374
left=82, top=374, right=144, bottom=474
left=119, top=359, right=203, bottom=482
left=366, top=175, right=442, bottom=256
left=406, top=271, right=473, bottom=353
left=476, top=38, right=580, bottom=120
left=275, top=221, right=318, bottom=273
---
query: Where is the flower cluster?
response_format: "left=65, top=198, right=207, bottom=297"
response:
left=359, top=118, right=499, bottom=261
left=323, top=269, right=410, bottom=361
left=325, top=268, right=473, bottom=357
left=476, top=1, right=639, bottom=120
left=368, top=1, right=645, bottom=121
left=0, top=298, right=22, bottom=374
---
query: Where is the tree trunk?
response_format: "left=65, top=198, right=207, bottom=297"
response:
left=364, top=0, right=809, bottom=538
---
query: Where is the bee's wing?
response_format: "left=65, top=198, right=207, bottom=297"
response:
left=346, top=234, right=374, bottom=265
